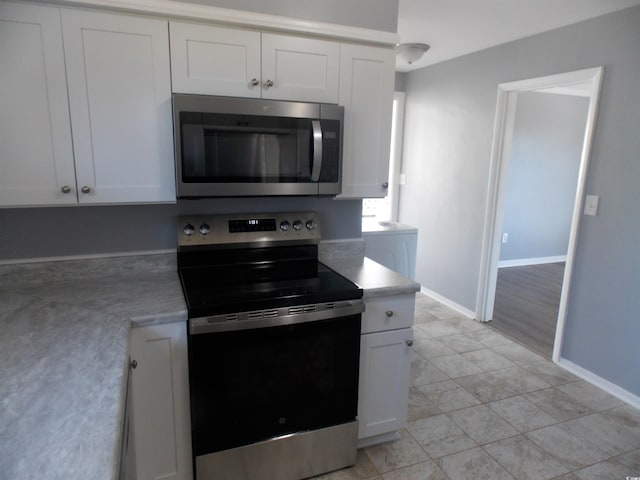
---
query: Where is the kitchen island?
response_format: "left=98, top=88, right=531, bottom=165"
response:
left=0, top=249, right=418, bottom=479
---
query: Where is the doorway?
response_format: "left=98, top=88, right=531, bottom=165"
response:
left=476, top=67, right=604, bottom=362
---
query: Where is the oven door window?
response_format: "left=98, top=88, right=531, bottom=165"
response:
left=188, top=315, right=361, bottom=456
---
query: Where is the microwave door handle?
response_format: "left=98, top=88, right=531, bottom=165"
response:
left=310, top=120, right=323, bottom=181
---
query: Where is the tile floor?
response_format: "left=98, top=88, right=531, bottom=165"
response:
left=314, top=293, right=640, bottom=480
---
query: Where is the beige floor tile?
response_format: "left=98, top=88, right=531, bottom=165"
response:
left=380, top=460, right=448, bottom=480
left=313, top=450, right=380, bottom=479
left=412, top=336, right=456, bottom=358
left=406, top=413, right=477, bottom=458
left=487, top=396, right=557, bottom=432
left=363, top=429, right=429, bottom=473
left=455, top=370, right=518, bottom=402
left=524, top=387, right=593, bottom=422
left=429, top=353, right=483, bottom=378
left=520, top=360, right=579, bottom=386
left=470, top=328, right=516, bottom=348
left=449, top=404, right=518, bottom=445
left=489, top=365, right=551, bottom=394
left=416, top=379, right=481, bottom=413
left=408, top=386, right=442, bottom=421
left=564, top=411, right=640, bottom=456
left=410, top=354, right=448, bottom=387
left=460, top=348, right=514, bottom=372
left=438, top=447, right=515, bottom=480
left=484, top=435, right=569, bottom=479
left=526, top=423, right=610, bottom=470
left=437, top=333, right=486, bottom=353
left=572, top=459, right=638, bottom=479
left=556, top=381, right=624, bottom=411
left=491, top=342, right=547, bottom=365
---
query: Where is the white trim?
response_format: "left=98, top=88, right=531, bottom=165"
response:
left=475, top=67, right=605, bottom=366
left=43, top=0, right=399, bottom=45
left=389, top=92, right=406, bottom=222
left=0, top=249, right=174, bottom=266
left=420, top=287, right=476, bottom=320
left=498, top=255, right=567, bottom=268
left=556, top=358, right=640, bottom=410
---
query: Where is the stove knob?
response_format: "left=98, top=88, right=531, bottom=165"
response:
left=280, top=220, right=290, bottom=231
left=305, top=219, right=316, bottom=230
left=199, top=223, right=210, bottom=235
left=292, top=220, right=303, bottom=231
left=183, top=224, right=195, bottom=236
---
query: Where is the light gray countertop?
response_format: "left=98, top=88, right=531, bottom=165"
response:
left=0, top=250, right=416, bottom=480
left=0, top=253, right=187, bottom=480
left=323, top=257, right=420, bottom=297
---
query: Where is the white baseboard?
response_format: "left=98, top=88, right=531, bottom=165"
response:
left=498, top=255, right=567, bottom=268
left=419, top=286, right=476, bottom=319
left=556, top=357, right=640, bottom=410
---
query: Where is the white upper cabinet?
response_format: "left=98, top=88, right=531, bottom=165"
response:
left=338, top=44, right=395, bottom=198
left=170, top=22, right=340, bottom=103
left=0, top=2, right=76, bottom=206
left=62, top=9, right=175, bottom=204
left=260, top=33, right=339, bottom=103
left=170, top=22, right=262, bottom=98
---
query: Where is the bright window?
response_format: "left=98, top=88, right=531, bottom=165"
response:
left=362, top=92, right=406, bottom=222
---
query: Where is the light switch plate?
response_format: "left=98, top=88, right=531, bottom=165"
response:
left=584, top=194, right=599, bottom=216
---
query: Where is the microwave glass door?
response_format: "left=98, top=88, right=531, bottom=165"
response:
left=180, top=112, right=338, bottom=184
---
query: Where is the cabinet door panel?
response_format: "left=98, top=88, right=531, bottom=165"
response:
left=338, top=44, right=394, bottom=198
left=62, top=10, right=174, bottom=204
left=358, top=328, right=413, bottom=439
left=170, top=22, right=261, bottom=97
left=130, top=322, right=192, bottom=480
left=0, top=2, right=76, bottom=206
left=261, top=33, right=339, bottom=103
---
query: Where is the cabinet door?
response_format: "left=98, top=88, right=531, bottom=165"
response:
left=0, top=2, right=76, bottom=206
left=170, top=21, right=261, bottom=97
left=261, top=33, right=339, bottom=103
left=62, top=10, right=175, bottom=204
left=130, top=322, right=192, bottom=480
left=338, top=44, right=394, bottom=198
left=358, top=327, right=413, bottom=439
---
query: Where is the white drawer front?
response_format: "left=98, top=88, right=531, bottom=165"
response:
left=362, top=294, right=415, bottom=334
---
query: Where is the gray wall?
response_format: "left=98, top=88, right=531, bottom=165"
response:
left=395, top=72, right=407, bottom=92
left=400, top=6, right=640, bottom=396
left=0, top=198, right=362, bottom=259
left=176, top=0, right=398, bottom=32
left=500, top=91, right=588, bottom=262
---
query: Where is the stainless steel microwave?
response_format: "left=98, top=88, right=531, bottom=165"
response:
left=172, top=94, right=344, bottom=197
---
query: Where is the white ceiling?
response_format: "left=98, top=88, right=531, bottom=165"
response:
left=396, top=0, right=640, bottom=72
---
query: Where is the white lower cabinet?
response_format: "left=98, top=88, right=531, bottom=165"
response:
left=130, top=322, right=192, bottom=480
left=357, top=294, right=415, bottom=443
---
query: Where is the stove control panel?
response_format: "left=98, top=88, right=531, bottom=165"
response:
left=178, top=212, right=321, bottom=247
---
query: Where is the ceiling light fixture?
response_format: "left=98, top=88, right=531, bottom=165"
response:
left=396, top=43, right=430, bottom=64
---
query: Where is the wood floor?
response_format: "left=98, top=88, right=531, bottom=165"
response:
left=488, top=262, right=565, bottom=359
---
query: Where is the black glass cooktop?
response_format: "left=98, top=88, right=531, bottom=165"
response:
left=177, top=245, right=361, bottom=318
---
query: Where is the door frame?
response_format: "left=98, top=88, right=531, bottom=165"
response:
left=475, top=67, right=604, bottom=362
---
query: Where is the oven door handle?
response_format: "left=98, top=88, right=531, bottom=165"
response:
left=190, top=299, right=364, bottom=334
left=310, top=120, right=323, bottom=182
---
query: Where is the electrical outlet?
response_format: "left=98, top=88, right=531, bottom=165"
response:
left=502, top=233, right=508, bottom=244
left=399, top=173, right=406, bottom=185
left=584, top=194, right=599, bottom=216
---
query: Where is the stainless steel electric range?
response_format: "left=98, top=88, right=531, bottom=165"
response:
left=177, top=212, right=364, bottom=480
